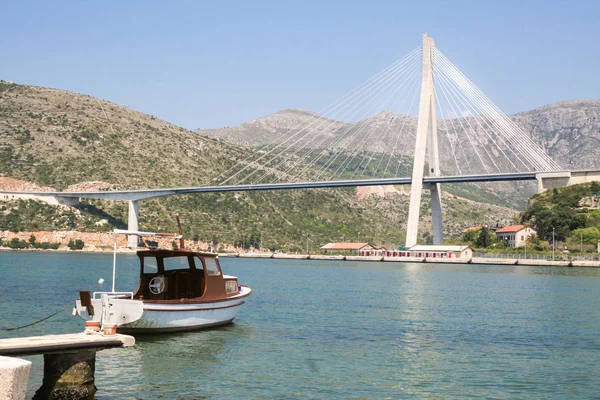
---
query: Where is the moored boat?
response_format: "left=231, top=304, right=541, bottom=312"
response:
left=74, top=230, right=252, bottom=334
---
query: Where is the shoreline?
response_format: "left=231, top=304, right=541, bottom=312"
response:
left=220, top=252, right=600, bottom=267
left=2, top=248, right=598, bottom=268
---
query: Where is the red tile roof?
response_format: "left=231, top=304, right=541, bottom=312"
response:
left=496, top=224, right=526, bottom=233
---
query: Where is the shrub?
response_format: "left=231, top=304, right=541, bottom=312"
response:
left=68, top=239, right=85, bottom=250
left=8, top=238, right=29, bottom=249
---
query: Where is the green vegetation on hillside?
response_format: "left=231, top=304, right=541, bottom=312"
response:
left=520, top=182, right=600, bottom=251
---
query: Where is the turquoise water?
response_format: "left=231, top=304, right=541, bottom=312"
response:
left=1, top=252, right=600, bottom=399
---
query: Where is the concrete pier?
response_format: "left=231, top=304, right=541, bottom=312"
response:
left=0, top=332, right=134, bottom=400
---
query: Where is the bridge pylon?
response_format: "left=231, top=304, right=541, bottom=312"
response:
left=405, top=34, right=443, bottom=247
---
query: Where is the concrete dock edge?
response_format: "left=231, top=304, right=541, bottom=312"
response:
left=0, top=356, right=31, bottom=400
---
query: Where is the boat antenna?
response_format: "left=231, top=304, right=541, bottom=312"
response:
left=173, top=214, right=185, bottom=249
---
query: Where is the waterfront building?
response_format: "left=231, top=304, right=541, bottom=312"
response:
left=321, top=242, right=372, bottom=255
left=495, top=225, right=536, bottom=248
left=406, top=245, right=472, bottom=259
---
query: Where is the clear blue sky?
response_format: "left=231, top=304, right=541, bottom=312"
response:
left=1, top=1, right=598, bottom=130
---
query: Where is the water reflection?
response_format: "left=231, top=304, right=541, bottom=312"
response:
left=96, top=324, right=249, bottom=399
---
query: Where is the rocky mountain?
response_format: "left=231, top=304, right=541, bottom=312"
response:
left=513, top=100, right=600, bottom=170
left=198, top=100, right=600, bottom=172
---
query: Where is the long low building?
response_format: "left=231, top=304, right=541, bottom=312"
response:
left=322, top=243, right=389, bottom=256
left=367, top=245, right=472, bottom=259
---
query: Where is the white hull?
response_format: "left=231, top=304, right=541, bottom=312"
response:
left=76, top=286, right=251, bottom=334
left=119, top=297, right=246, bottom=333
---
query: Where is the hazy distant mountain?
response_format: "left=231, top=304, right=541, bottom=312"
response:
left=198, top=109, right=418, bottom=157
left=197, top=100, right=600, bottom=172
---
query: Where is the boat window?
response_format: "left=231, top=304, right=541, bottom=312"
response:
left=143, top=257, right=158, bottom=274
left=225, top=280, right=238, bottom=294
left=203, top=257, right=221, bottom=276
left=164, top=256, right=191, bottom=271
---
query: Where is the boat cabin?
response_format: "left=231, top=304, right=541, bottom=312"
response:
left=133, top=249, right=240, bottom=303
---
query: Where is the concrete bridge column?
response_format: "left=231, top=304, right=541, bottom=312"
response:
left=406, top=34, right=443, bottom=247
left=430, top=183, right=443, bottom=244
left=127, top=200, right=139, bottom=248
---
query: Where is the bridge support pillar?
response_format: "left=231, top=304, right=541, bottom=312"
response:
left=127, top=200, right=139, bottom=248
left=406, top=34, right=443, bottom=247
left=33, top=350, right=97, bottom=400
left=430, top=183, right=443, bottom=244
left=535, top=172, right=571, bottom=193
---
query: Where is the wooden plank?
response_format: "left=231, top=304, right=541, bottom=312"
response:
left=0, top=333, right=135, bottom=356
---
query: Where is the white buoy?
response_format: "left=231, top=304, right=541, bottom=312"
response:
left=98, top=278, right=104, bottom=284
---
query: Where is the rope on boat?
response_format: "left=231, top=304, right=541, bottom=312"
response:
left=1, top=301, right=75, bottom=331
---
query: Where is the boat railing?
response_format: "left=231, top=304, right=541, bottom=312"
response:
left=92, top=291, right=135, bottom=300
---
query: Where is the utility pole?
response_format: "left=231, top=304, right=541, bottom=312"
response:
left=581, top=231, right=583, bottom=253
left=552, top=227, right=555, bottom=261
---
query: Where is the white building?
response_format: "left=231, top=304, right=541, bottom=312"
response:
left=407, top=245, right=472, bottom=259
left=495, top=225, right=536, bottom=248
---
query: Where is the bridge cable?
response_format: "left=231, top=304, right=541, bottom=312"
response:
left=435, top=53, right=539, bottom=171
left=242, top=48, right=421, bottom=185
left=435, top=49, right=558, bottom=170
left=346, top=65, right=421, bottom=180
left=434, top=64, right=490, bottom=173
left=328, top=61, right=421, bottom=180
left=434, top=49, right=560, bottom=171
left=218, top=47, right=421, bottom=186
left=266, top=49, right=422, bottom=183
left=435, top=60, right=515, bottom=172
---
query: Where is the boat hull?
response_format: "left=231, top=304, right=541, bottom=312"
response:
left=75, top=286, right=252, bottom=334
left=117, top=298, right=246, bottom=334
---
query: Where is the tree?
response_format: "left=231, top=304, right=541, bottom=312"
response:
left=463, top=229, right=480, bottom=244
left=571, top=227, right=600, bottom=245
left=28, top=234, right=36, bottom=247
left=591, top=181, right=600, bottom=195
left=476, top=226, right=496, bottom=248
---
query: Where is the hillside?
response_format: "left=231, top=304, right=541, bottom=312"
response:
left=0, top=82, right=520, bottom=250
left=0, top=82, right=245, bottom=190
left=520, top=182, right=600, bottom=247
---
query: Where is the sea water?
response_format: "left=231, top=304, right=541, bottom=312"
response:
left=1, top=251, right=599, bottom=399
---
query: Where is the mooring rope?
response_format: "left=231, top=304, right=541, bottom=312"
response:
left=1, top=301, right=75, bottom=331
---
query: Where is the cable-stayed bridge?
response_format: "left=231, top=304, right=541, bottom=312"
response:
left=3, top=35, right=596, bottom=247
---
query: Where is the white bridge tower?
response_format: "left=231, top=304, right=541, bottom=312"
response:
left=405, top=34, right=443, bottom=247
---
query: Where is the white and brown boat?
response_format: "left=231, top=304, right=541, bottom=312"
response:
left=74, top=229, right=252, bottom=334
